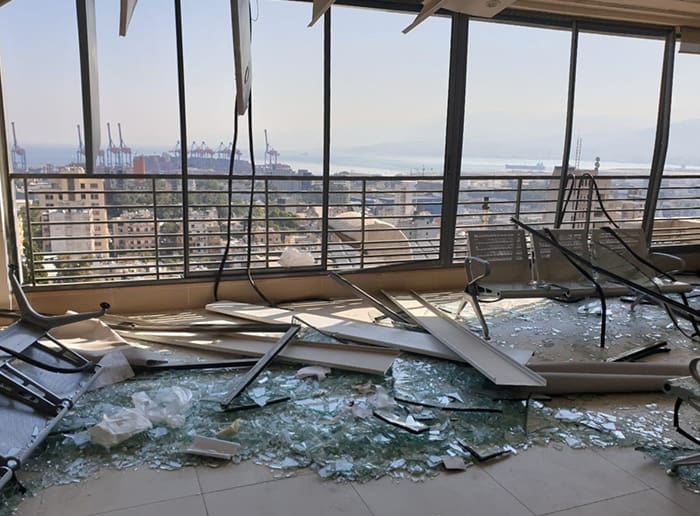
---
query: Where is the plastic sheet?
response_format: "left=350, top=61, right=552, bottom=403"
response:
left=132, top=386, right=194, bottom=427
left=89, top=408, right=153, bottom=450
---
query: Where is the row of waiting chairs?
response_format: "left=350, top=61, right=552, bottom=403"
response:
left=457, top=226, right=693, bottom=346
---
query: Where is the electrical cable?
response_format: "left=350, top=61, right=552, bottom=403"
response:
left=579, top=172, right=619, bottom=228
left=213, top=98, right=240, bottom=302
left=245, top=93, right=274, bottom=306
left=559, top=172, right=619, bottom=229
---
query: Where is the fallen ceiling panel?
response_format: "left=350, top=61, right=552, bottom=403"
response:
left=118, top=330, right=398, bottom=375
left=206, top=301, right=464, bottom=361
left=384, top=291, right=545, bottom=387
left=205, top=301, right=532, bottom=366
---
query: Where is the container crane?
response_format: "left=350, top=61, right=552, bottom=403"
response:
left=170, top=141, right=181, bottom=158
left=199, top=141, right=214, bottom=159
left=263, top=129, right=279, bottom=169
left=117, top=123, right=132, bottom=167
left=216, top=142, right=227, bottom=160
left=10, top=122, right=27, bottom=171
left=106, top=122, right=120, bottom=168
left=189, top=140, right=200, bottom=158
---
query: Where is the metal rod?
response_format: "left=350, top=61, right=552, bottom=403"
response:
left=321, top=9, right=331, bottom=269
left=151, top=177, right=161, bottom=281
left=75, top=0, right=101, bottom=175
left=220, top=325, right=299, bottom=407
left=174, top=0, right=190, bottom=276
left=265, top=178, right=270, bottom=268
left=439, top=13, right=469, bottom=265
left=555, top=22, right=578, bottom=228
left=360, top=179, right=366, bottom=268
left=23, top=178, right=35, bottom=286
left=0, top=54, right=20, bottom=284
left=643, top=29, right=676, bottom=246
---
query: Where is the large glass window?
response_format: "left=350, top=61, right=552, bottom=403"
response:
left=0, top=1, right=83, bottom=170
left=463, top=21, right=570, bottom=175
left=456, top=21, right=570, bottom=259
left=183, top=0, right=325, bottom=273
left=567, top=32, right=663, bottom=228
left=96, top=1, right=179, bottom=174
left=331, top=7, right=449, bottom=176
left=654, top=49, right=700, bottom=246
left=182, top=0, right=235, bottom=174
left=329, top=8, right=449, bottom=267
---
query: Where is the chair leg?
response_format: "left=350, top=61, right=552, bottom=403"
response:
left=455, top=296, right=467, bottom=317
left=458, top=291, right=490, bottom=340
left=599, top=296, right=607, bottom=349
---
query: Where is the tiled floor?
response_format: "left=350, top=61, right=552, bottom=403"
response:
left=15, top=445, right=698, bottom=516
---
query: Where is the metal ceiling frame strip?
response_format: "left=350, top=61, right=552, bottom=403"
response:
left=385, top=291, right=546, bottom=387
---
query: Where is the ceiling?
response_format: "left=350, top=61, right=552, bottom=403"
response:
left=510, top=0, right=700, bottom=29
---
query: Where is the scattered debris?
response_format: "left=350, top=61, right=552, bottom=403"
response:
left=5, top=285, right=700, bottom=508
left=132, top=386, right=194, bottom=427
left=186, top=436, right=241, bottom=460
left=329, top=271, right=413, bottom=325
left=89, top=408, right=153, bottom=450
left=441, top=456, right=469, bottom=471
left=457, top=438, right=512, bottom=462
left=222, top=396, right=290, bottom=412
left=217, top=419, right=242, bottom=437
left=296, top=365, right=331, bottom=380
left=373, top=407, right=430, bottom=434
left=90, top=350, right=134, bottom=391
left=606, top=341, right=670, bottom=362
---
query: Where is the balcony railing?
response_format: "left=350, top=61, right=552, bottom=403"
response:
left=9, top=171, right=700, bottom=287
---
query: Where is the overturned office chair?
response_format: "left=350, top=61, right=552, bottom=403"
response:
left=0, top=265, right=109, bottom=490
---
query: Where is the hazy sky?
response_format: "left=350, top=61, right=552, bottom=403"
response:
left=1, top=0, right=699, bottom=163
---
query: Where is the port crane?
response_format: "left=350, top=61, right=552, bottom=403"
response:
left=216, top=142, right=228, bottom=160
left=199, top=141, right=214, bottom=159
left=189, top=140, right=200, bottom=158
left=106, top=122, right=120, bottom=168
left=10, top=122, right=27, bottom=171
left=263, top=129, right=279, bottom=168
left=117, top=123, right=132, bottom=167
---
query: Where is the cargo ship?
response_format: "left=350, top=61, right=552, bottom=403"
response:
left=505, top=161, right=546, bottom=171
